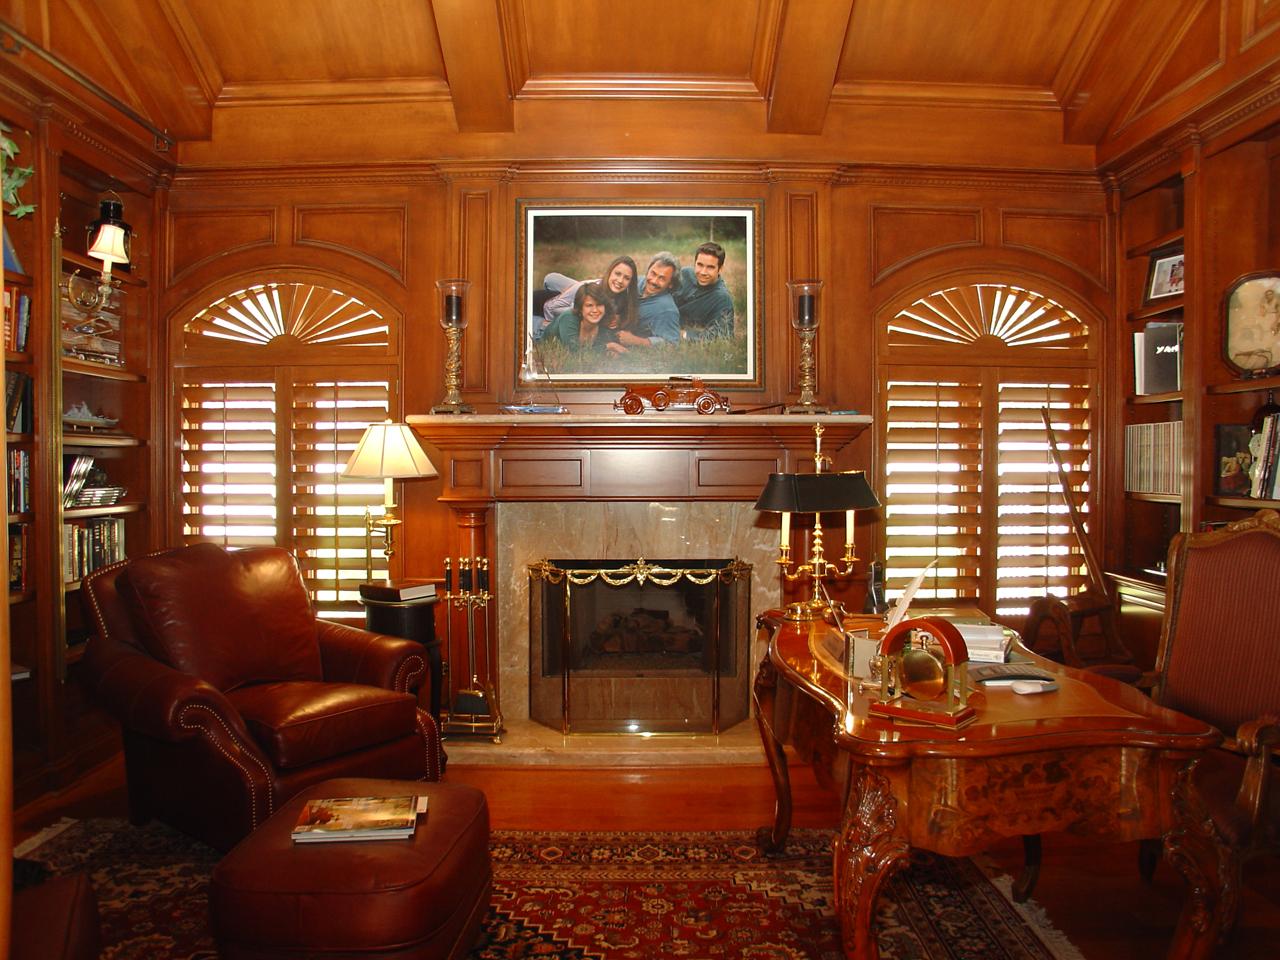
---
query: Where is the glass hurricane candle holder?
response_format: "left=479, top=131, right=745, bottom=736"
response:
left=785, top=279, right=828, bottom=414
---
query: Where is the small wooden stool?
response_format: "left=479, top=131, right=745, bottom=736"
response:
left=210, top=777, right=490, bottom=959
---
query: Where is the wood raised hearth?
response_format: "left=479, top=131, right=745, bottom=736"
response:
left=409, top=414, right=872, bottom=732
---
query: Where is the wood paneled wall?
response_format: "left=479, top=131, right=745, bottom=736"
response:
left=159, top=161, right=1110, bottom=579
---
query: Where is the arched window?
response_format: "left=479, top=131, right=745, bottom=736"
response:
left=176, top=279, right=399, bottom=621
left=879, top=282, right=1097, bottom=619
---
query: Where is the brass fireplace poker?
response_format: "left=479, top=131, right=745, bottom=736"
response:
left=441, top=556, right=503, bottom=741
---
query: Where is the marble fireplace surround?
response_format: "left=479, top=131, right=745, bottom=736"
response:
left=408, top=413, right=872, bottom=734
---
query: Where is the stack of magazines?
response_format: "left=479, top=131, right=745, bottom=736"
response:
left=291, top=794, right=427, bottom=843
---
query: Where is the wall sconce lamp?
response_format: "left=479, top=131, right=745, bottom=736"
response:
left=754, top=423, right=880, bottom=621
left=432, top=278, right=475, bottom=414
left=65, top=194, right=131, bottom=314
left=785, top=279, right=829, bottom=413
left=342, top=420, right=439, bottom=579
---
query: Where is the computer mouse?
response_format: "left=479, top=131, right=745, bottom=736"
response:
left=1011, top=679, right=1059, bottom=695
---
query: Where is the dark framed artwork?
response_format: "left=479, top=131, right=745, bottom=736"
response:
left=1144, top=246, right=1184, bottom=303
left=1214, top=423, right=1254, bottom=495
left=1223, top=271, right=1280, bottom=378
left=516, top=201, right=762, bottom=386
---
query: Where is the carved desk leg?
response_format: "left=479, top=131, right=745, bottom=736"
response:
left=753, top=656, right=793, bottom=855
left=834, top=764, right=911, bottom=960
left=1163, top=761, right=1231, bottom=960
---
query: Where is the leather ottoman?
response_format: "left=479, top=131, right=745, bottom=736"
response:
left=209, top=777, right=491, bottom=960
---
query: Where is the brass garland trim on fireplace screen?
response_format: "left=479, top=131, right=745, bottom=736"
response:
left=527, top=557, right=751, bottom=587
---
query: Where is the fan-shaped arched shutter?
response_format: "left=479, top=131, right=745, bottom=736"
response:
left=880, top=284, right=1097, bottom=618
left=178, top=281, right=398, bottom=621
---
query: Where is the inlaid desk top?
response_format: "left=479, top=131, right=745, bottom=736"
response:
left=764, top=612, right=1218, bottom=761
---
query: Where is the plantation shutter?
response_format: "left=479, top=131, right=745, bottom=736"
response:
left=881, top=284, right=1095, bottom=619
left=288, top=374, right=393, bottom=619
left=181, top=375, right=279, bottom=549
left=181, top=368, right=392, bottom=621
left=994, top=378, right=1093, bottom=618
left=177, top=280, right=399, bottom=622
left=882, top=373, right=984, bottom=604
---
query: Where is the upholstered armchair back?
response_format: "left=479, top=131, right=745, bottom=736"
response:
left=119, top=543, right=322, bottom=691
left=1159, top=513, right=1280, bottom=736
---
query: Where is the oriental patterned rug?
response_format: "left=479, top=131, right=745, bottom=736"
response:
left=17, top=818, right=1084, bottom=960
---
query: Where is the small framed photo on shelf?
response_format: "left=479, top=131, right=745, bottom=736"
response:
left=1223, top=271, right=1280, bottom=378
left=1214, top=423, right=1254, bottom=496
left=1145, top=246, right=1184, bottom=303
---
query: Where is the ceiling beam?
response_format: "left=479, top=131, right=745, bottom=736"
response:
left=1058, top=0, right=1202, bottom=145
left=433, top=0, right=513, bottom=133
left=68, top=0, right=215, bottom=140
left=766, top=0, right=854, bottom=134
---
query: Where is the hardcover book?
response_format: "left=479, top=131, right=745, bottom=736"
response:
left=291, top=794, right=425, bottom=843
left=358, top=578, right=437, bottom=602
left=1140, top=321, right=1182, bottom=395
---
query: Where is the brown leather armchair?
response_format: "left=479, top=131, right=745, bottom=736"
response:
left=82, top=543, right=444, bottom=852
left=1144, top=509, right=1280, bottom=938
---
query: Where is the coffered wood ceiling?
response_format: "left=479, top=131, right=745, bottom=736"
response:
left=2, top=0, right=1278, bottom=171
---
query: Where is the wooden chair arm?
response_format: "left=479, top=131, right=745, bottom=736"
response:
left=1224, top=714, right=1279, bottom=844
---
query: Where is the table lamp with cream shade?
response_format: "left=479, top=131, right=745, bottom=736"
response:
left=342, top=420, right=439, bottom=578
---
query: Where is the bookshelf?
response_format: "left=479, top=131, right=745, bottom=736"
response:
left=1114, top=175, right=1185, bottom=584
left=0, top=102, right=161, bottom=803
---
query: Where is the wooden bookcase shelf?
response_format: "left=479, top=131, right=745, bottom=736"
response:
left=1, top=103, right=161, bottom=807
left=1206, top=375, right=1280, bottom=395
left=1127, top=298, right=1184, bottom=322
left=1125, top=228, right=1184, bottom=259
left=61, top=432, right=143, bottom=448
left=1130, top=391, right=1183, bottom=405
left=62, top=357, right=145, bottom=382
left=63, top=502, right=143, bottom=520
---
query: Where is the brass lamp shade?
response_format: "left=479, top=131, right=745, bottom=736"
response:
left=342, top=421, right=438, bottom=480
left=754, top=471, right=880, bottom=513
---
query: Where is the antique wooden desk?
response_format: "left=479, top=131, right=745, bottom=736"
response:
left=752, top=611, right=1225, bottom=960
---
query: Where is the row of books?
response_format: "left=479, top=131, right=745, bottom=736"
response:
left=8, top=447, right=30, bottom=515
left=8, top=522, right=28, bottom=593
left=3, top=288, right=31, bottom=352
left=1132, top=320, right=1182, bottom=396
left=4, top=370, right=33, bottom=433
left=1249, top=413, right=1280, bottom=500
left=1124, top=419, right=1183, bottom=496
left=62, top=516, right=125, bottom=583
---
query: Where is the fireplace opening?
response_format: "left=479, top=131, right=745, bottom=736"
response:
left=528, top=558, right=752, bottom=734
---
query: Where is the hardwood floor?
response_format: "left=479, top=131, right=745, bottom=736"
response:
left=12, top=754, right=1280, bottom=959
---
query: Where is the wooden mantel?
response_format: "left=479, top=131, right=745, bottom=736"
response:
left=407, top=413, right=873, bottom=504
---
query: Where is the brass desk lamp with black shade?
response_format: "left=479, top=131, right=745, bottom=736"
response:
left=754, top=423, right=880, bottom=622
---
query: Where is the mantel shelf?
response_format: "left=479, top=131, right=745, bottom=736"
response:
left=409, top=413, right=873, bottom=504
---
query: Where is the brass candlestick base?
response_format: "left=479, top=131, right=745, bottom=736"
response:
left=786, top=317, right=828, bottom=413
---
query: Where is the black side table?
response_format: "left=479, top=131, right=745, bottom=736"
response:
left=362, top=596, right=442, bottom=719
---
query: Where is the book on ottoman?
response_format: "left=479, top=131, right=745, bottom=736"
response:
left=291, top=794, right=427, bottom=843
left=358, top=579, right=437, bottom=602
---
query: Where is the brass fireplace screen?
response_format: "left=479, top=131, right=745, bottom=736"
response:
left=528, top=558, right=752, bottom=735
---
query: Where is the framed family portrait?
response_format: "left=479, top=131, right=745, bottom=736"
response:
left=1145, top=246, right=1185, bottom=303
left=1223, top=271, right=1280, bottom=378
left=517, top=201, right=762, bottom=386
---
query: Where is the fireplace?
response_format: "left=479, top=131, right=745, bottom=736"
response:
left=408, top=413, right=872, bottom=741
left=528, top=558, right=752, bottom=734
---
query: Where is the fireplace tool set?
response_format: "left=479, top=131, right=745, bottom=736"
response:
left=441, top=556, right=503, bottom=741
